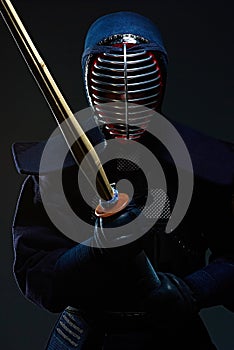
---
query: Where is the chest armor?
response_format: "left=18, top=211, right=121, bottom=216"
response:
left=66, top=154, right=208, bottom=278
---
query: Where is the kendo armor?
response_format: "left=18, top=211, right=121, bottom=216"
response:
left=84, top=34, right=164, bottom=140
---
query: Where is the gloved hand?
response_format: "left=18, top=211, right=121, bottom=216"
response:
left=144, top=272, right=199, bottom=321
left=92, top=200, right=147, bottom=260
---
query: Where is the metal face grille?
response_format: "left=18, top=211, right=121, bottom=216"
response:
left=86, top=39, right=163, bottom=140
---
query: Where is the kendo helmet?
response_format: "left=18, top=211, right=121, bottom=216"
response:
left=82, top=11, right=168, bottom=140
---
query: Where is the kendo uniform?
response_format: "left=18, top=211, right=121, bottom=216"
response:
left=11, top=11, right=234, bottom=350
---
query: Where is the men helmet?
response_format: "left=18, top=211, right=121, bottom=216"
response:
left=82, top=12, right=168, bottom=140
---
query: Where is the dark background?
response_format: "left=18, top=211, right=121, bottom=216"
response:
left=1, top=0, right=234, bottom=349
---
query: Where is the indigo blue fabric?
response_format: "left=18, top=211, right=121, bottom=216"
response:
left=45, top=308, right=90, bottom=350
left=185, top=257, right=234, bottom=311
left=81, top=11, right=168, bottom=73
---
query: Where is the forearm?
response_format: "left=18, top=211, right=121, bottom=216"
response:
left=184, top=256, right=234, bottom=311
left=14, top=227, right=138, bottom=313
left=54, top=239, right=113, bottom=308
left=13, top=225, right=103, bottom=313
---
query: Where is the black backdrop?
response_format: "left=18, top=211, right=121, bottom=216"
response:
left=1, top=0, right=234, bottom=349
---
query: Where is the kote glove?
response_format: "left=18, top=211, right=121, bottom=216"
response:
left=92, top=200, right=147, bottom=260
left=145, top=272, right=198, bottom=321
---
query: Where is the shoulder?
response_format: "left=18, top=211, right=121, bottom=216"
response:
left=165, top=118, right=234, bottom=187
left=12, top=113, right=105, bottom=175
